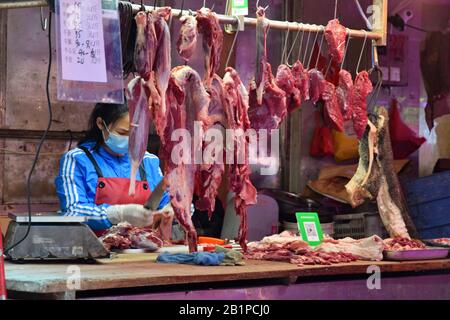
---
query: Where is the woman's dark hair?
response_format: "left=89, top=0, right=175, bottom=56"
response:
left=79, top=102, right=129, bottom=149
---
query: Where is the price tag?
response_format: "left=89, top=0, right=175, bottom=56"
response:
left=59, top=0, right=107, bottom=83
left=231, top=0, right=248, bottom=16
left=296, top=212, right=324, bottom=246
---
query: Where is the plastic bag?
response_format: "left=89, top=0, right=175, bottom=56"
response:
left=389, top=99, right=426, bottom=159
left=310, top=111, right=334, bottom=157
left=332, top=129, right=359, bottom=162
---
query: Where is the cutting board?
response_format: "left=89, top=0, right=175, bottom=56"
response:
left=95, top=245, right=192, bottom=264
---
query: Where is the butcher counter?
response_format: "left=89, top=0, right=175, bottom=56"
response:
left=4, top=255, right=450, bottom=300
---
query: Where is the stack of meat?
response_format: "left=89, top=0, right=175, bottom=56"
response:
left=383, top=237, right=426, bottom=251
left=100, top=222, right=164, bottom=251
left=245, top=231, right=387, bottom=266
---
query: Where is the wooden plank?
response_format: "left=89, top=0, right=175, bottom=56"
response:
left=5, top=259, right=450, bottom=294
left=373, top=0, right=388, bottom=46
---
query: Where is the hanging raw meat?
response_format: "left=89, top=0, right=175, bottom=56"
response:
left=161, top=66, right=210, bottom=252
left=352, top=71, right=373, bottom=139
left=336, top=69, right=354, bottom=120
left=196, top=7, right=224, bottom=89
left=152, top=7, right=172, bottom=140
left=177, top=15, right=198, bottom=62
left=308, top=68, right=325, bottom=104
left=223, top=67, right=257, bottom=251
left=195, top=74, right=227, bottom=217
left=276, top=64, right=302, bottom=113
left=322, top=81, right=344, bottom=132
left=292, top=60, right=310, bottom=101
left=126, top=77, right=150, bottom=195
left=324, top=19, right=347, bottom=64
left=134, top=11, right=156, bottom=80
left=248, top=6, right=287, bottom=133
left=345, top=108, right=419, bottom=239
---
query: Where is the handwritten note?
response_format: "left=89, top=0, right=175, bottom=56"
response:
left=59, top=0, right=107, bottom=83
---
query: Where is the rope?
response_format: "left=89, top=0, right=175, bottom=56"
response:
left=314, top=26, right=325, bottom=69
left=356, top=29, right=368, bottom=73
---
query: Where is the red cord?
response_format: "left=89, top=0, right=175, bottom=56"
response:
left=0, top=225, right=6, bottom=300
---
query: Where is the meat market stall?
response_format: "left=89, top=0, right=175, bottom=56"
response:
left=1, top=0, right=450, bottom=301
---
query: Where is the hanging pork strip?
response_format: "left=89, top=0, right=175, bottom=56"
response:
left=177, top=15, right=198, bottom=62
left=292, top=60, right=310, bottom=101
left=336, top=69, right=354, bottom=120
left=324, top=19, right=347, bottom=64
left=322, top=80, right=344, bottom=132
left=352, top=71, right=373, bottom=139
left=276, top=64, right=302, bottom=113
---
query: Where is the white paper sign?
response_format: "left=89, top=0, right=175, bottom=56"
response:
left=59, top=0, right=107, bottom=83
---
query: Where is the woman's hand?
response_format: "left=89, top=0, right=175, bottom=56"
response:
left=106, top=204, right=155, bottom=227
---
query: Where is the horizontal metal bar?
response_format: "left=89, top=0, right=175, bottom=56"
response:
left=0, top=0, right=47, bottom=10
left=127, top=2, right=382, bottom=41
left=1, top=0, right=383, bottom=41
left=0, top=129, right=85, bottom=140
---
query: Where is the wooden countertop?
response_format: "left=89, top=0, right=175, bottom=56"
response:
left=5, top=258, right=450, bottom=294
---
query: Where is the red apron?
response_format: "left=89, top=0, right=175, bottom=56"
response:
left=79, top=147, right=152, bottom=237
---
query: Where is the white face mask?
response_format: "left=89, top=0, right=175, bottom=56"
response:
left=102, top=120, right=129, bottom=154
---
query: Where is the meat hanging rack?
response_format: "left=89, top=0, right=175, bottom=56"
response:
left=0, top=0, right=388, bottom=45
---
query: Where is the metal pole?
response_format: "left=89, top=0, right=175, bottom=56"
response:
left=0, top=1, right=47, bottom=9
left=1, top=0, right=383, bottom=42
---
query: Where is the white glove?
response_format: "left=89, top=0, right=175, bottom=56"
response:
left=106, top=204, right=154, bottom=227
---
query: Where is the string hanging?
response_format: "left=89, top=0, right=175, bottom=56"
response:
left=356, top=29, right=368, bottom=73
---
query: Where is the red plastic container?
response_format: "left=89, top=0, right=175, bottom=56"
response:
left=0, top=225, right=6, bottom=300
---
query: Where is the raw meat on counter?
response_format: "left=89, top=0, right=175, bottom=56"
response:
left=245, top=231, right=384, bottom=266
left=345, top=107, right=419, bottom=239
left=316, top=235, right=384, bottom=261
left=223, top=67, right=257, bottom=251
left=196, top=7, right=224, bottom=89
left=161, top=66, right=211, bottom=252
left=383, top=238, right=426, bottom=251
left=177, top=15, right=198, bottom=62
left=324, top=19, right=347, bottom=64
left=248, top=6, right=287, bottom=133
left=100, top=222, right=164, bottom=251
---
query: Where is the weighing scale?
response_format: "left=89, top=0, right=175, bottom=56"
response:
left=4, top=213, right=109, bottom=261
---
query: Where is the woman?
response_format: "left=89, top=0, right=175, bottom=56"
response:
left=55, top=102, right=171, bottom=235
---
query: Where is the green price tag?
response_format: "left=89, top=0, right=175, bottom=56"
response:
left=231, top=0, right=248, bottom=16
left=296, top=212, right=323, bottom=246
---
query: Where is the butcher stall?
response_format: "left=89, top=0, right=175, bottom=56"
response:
left=1, top=0, right=450, bottom=301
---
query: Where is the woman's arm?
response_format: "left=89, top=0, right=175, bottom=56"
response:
left=144, top=153, right=171, bottom=210
left=55, top=149, right=112, bottom=230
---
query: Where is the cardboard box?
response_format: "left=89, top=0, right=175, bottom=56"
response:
left=0, top=216, right=11, bottom=236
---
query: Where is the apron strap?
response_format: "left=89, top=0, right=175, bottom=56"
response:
left=79, top=146, right=104, bottom=178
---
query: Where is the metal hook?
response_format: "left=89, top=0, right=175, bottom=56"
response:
left=340, top=28, right=351, bottom=70
left=281, top=21, right=290, bottom=65
left=334, top=0, right=338, bottom=19
left=314, top=26, right=325, bottom=69
left=153, top=0, right=157, bottom=10
left=307, top=26, right=319, bottom=69
left=302, top=29, right=311, bottom=63
left=203, top=0, right=206, bottom=8
left=256, top=0, right=260, bottom=9
left=296, top=25, right=305, bottom=62
left=286, top=22, right=301, bottom=64
left=356, top=29, right=368, bottom=74
left=179, top=0, right=184, bottom=17
left=225, top=16, right=241, bottom=68
left=40, top=7, right=48, bottom=31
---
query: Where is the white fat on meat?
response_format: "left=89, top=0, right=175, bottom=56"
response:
left=315, top=235, right=384, bottom=261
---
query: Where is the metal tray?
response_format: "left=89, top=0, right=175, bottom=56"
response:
left=383, top=247, right=449, bottom=261
left=423, top=239, right=450, bottom=248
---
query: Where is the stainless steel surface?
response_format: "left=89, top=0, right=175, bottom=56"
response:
left=8, top=212, right=86, bottom=223
left=423, top=240, right=450, bottom=248
left=383, top=247, right=450, bottom=261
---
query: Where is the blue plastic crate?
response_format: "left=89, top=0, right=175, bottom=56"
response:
left=405, top=170, right=450, bottom=239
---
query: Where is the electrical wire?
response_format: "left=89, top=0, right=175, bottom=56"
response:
left=5, top=12, right=53, bottom=255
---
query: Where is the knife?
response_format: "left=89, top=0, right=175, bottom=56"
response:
left=144, top=179, right=166, bottom=210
